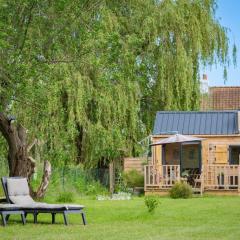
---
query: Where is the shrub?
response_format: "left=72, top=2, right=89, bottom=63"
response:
left=144, top=196, right=160, bottom=213
left=123, top=170, right=144, bottom=188
left=169, top=182, right=192, bottom=199
left=85, top=182, right=108, bottom=196
left=56, top=191, right=75, bottom=202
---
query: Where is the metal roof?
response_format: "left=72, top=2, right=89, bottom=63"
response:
left=153, top=111, right=239, bottom=135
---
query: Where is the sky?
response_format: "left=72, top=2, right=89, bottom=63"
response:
left=201, top=0, right=240, bottom=86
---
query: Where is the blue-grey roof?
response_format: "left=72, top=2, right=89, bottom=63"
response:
left=153, top=111, right=239, bottom=135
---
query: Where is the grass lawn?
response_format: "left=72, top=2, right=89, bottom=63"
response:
left=1, top=195, right=240, bottom=240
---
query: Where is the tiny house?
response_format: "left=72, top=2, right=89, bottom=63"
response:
left=145, top=111, right=240, bottom=195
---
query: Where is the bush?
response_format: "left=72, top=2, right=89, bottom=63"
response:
left=85, top=182, right=108, bottom=196
left=33, top=166, right=109, bottom=199
left=144, top=196, right=160, bottom=213
left=56, top=191, right=75, bottom=202
left=169, top=182, right=192, bottom=199
left=123, top=170, right=144, bottom=188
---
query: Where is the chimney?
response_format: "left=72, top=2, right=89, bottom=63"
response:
left=200, top=74, right=209, bottom=94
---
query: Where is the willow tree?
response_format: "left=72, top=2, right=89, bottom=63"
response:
left=0, top=0, right=231, bottom=173
left=109, top=0, right=229, bottom=130
left=0, top=0, right=103, bottom=195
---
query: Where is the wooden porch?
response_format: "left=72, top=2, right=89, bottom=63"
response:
left=144, top=164, right=240, bottom=194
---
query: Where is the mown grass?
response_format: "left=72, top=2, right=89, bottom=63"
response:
left=1, top=195, right=240, bottom=240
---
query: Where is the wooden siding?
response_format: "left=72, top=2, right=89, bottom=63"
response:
left=152, top=135, right=240, bottom=166
left=154, top=145, right=161, bottom=165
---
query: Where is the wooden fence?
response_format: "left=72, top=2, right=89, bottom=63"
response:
left=123, top=157, right=147, bottom=174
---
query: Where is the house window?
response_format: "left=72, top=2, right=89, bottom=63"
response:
left=229, top=146, right=240, bottom=165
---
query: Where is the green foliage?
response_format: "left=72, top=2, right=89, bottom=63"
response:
left=144, top=195, right=160, bottom=213
left=0, top=0, right=232, bottom=168
left=85, top=182, right=108, bottom=196
left=123, top=170, right=144, bottom=188
left=169, top=182, right=192, bottom=199
left=56, top=191, right=75, bottom=203
left=30, top=166, right=109, bottom=200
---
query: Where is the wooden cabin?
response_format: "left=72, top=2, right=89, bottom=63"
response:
left=145, top=111, right=240, bottom=195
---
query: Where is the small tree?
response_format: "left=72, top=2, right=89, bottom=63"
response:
left=145, top=196, right=160, bottom=213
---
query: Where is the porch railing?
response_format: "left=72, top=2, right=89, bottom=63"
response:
left=144, top=165, right=180, bottom=189
left=160, top=165, right=181, bottom=187
left=145, top=164, right=240, bottom=192
left=144, top=165, right=160, bottom=190
left=204, top=165, right=240, bottom=190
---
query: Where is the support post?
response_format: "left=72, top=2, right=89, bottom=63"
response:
left=144, top=165, right=146, bottom=191
left=201, top=165, right=204, bottom=196
left=63, top=211, right=68, bottom=226
left=238, top=165, right=240, bottom=193
left=81, top=212, right=87, bottom=225
left=180, top=143, right=183, bottom=176
left=5, top=214, right=10, bottom=222
left=1, top=213, right=6, bottom=226
left=52, top=213, right=56, bottom=224
left=21, top=213, right=26, bottom=225
left=33, top=212, right=38, bottom=224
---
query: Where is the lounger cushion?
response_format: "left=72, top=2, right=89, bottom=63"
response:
left=5, top=177, right=85, bottom=211
left=9, top=195, right=35, bottom=205
left=22, top=203, right=84, bottom=210
left=7, top=178, right=29, bottom=196
left=0, top=204, right=23, bottom=211
left=7, top=178, right=35, bottom=205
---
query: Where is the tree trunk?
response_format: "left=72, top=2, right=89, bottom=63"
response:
left=0, top=112, right=51, bottom=199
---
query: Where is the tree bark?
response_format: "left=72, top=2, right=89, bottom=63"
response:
left=0, top=112, right=51, bottom=199
left=33, top=160, right=51, bottom=198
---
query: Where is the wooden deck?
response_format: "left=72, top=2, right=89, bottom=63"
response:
left=144, top=164, right=240, bottom=194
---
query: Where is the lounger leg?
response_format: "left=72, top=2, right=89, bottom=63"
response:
left=63, top=211, right=68, bottom=226
left=81, top=212, right=87, bottom=225
left=21, top=213, right=26, bottom=225
left=5, top=214, right=10, bottom=222
left=52, top=213, right=56, bottom=224
left=34, top=213, right=38, bottom=224
left=1, top=213, right=6, bottom=226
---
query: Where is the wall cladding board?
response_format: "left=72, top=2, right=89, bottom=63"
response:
left=152, top=136, right=240, bottom=166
